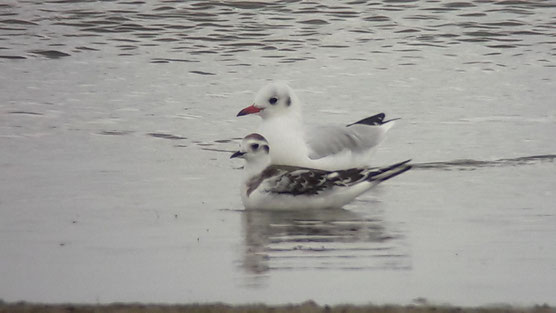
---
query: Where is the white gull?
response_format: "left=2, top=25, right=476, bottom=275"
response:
left=237, top=82, right=398, bottom=170
left=231, top=133, right=411, bottom=210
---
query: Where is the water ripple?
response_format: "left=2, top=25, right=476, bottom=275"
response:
left=0, top=0, right=552, bottom=66
left=241, top=208, right=409, bottom=273
left=413, top=154, right=556, bottom=171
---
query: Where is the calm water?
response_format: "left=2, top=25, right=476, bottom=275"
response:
left=1, top=0, right=556, bottom=306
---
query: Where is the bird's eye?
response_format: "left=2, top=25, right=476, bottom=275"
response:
left=250, top=143, right=259, bottom=150
left=269, top=97, right=278, bottom=105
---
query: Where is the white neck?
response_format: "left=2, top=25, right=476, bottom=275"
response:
left=257, top=110, right=309, bottom=166
left=243, top=156, right=271, bottom=182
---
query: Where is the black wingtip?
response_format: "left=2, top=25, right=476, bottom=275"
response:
left=368, top=159, right=412, bottom=182
left=347, top=112, right=399, bottom=127
left=377, top=164, right=412, bottom=182
left=389, top=159, right=412, bottom=168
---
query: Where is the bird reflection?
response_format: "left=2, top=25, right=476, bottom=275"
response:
left=240, top=205, right=410, bottom=278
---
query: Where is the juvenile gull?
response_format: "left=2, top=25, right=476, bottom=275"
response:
left=231, top=134, right=411, bottom=210
left=237, top=82, right=398, bottom=170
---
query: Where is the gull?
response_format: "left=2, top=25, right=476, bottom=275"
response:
left=231, top=133, right=411, bottom=210
left=237, top=82, right=398, bottom=170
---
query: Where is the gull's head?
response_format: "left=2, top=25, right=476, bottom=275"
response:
left=237, top=82, right=300, bottom=119
left=230, top=133, right=270, bottom=162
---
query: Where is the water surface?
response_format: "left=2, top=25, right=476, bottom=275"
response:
left=1, top=0, right=555, bottom=306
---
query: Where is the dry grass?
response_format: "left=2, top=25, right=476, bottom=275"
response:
left=0, top=301, right=553, bottom=313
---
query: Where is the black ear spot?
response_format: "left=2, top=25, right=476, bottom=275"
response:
left=286, top=97, right=291, bottom=106
left=262, top=145, right=270, bottom=153
left=269, top=97, right=278, bottom=105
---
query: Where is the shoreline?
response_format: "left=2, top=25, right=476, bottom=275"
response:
left=0, top=301, right=554, bottom=313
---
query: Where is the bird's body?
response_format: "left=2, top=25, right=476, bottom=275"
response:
left=241, top=161, right=411, bottom=210
left=237, top=82, right=397, bottom=170
left=231, top=134, right=411, bottom=210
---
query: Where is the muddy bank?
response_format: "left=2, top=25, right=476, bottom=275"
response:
left=0, top=302, right=553, bottom=313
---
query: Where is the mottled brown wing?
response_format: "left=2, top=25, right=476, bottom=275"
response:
left=260, top=165, right=368, bottom=196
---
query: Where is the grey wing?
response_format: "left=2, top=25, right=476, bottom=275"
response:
left=305, top=123, right=393, bottom=160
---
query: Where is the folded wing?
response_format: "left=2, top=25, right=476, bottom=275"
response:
left=261, top=160, right=411, bottom=196
left=305, top=113, right=396, bottom=160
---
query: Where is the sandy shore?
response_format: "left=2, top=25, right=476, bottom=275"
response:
left=0, top=301, right=554, bottom=313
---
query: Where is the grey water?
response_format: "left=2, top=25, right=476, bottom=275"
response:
left=1, top=0, right=555, bottom=306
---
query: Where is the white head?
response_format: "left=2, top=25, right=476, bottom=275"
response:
left=237, top=82, right=301, bottom=120
left=230, top=133, right=271, bottom=174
